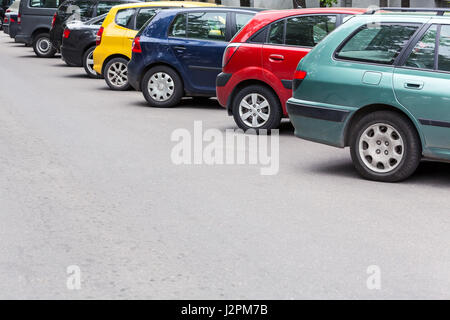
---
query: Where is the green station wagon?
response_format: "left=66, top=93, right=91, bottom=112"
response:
left=287, top=9, right=450, bottom=182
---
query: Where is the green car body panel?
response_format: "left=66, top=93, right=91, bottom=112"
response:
left=287, top=14, right=450, bottom=162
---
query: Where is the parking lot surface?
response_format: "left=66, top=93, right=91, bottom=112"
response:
left=0, top=34, right=449, bottom=299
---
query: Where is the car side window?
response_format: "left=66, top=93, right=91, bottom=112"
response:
left=438, top=25, right=450, bottom=72
left=235, top=13, right=253, bottom=33
left=268, top=20, right=284, bottom=45
left=336, top=23, right=420, bottom=65
left=404, top=25, right=438, bottom=70
left=136, top=8, right=157, bottom=30
left=29, top=0, right=59, bottom=8
left=115, top=8, right=136, bottom=29
left=285, top=15, right=336, bottom=47
left=168, top=13, right=187, bottom=38
left=187, top=12, right=227, bottom=41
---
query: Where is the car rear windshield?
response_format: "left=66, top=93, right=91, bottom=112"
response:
left=29, top=0, right=60, bottom=8
left=335, top=23, right=420, bottom=65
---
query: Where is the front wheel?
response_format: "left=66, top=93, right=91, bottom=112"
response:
left=349, top=111, right=421, bottom=182
left=32, top=33, right=56, bottom=58
left=83, top=47, right=101, bottom=79
left=232, top=85, right=282, bottom=131
left=141, top=66, right=183, bottom=108
left=104, top=57, right=130, bottom=90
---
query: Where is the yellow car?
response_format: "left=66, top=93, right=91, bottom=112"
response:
left=93, top=1, right=217, bottom=91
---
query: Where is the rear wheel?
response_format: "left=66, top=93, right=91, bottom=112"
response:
left=350, top=111, right=421, bottom=182
left=83, top=46, right=101, bottom=79
left=141, top=66, right=183, bottom=107
left=232, top=85, right=282, bottom=131
left=32, top=33, right=56, bottom=58
left=104, top=57, right=130, bottom=90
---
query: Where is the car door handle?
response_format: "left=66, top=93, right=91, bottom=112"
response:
left=404, top=81, right=424, bottom=90
left=173, top=46, right=186, bottom=51
left=269, top=54, right=285, bottom=61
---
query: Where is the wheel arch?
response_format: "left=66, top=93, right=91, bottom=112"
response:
left=31, top=27, right=50, bottom=40
left=343, top=103, right=425, bottom=149
left=226, top=79, right=281, bottom=116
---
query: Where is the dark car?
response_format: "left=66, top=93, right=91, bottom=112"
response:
left=15, top=0, right=60, bottom=57
left=0, top=0, right=14, bottom=29
left=3, top=11, right=18, bottom=37
left=60, top=13, right=105, bottom=77
left=128, top=7, right=262, bottom=108
left=50, top=0, right=139, bottom=53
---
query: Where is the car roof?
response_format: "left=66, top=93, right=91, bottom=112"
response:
left=152, top=6, right=263, bottom=14
left=110, top=1, right=220, bottom=11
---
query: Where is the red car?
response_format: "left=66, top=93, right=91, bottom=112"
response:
left=216, top=8, right=366, bottom=130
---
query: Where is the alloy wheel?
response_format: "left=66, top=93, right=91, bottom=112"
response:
left=107, top=62, right=128, bottom=87
left=239, top=93, right=270, bottom=128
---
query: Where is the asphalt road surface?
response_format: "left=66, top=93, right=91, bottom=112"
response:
left=1, top=34, right=449, bottom=299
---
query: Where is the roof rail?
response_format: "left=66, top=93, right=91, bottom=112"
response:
left=365, top=7, right=450, bottom=16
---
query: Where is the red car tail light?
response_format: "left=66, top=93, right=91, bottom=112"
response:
left=132, top=36, right=142, bottom=53
left=6, top=9, right=10, bottom=13
left=3, top=17, right=7, bottom=23
left=10, top=17, right=15, bottom=23
left=293, top=70, right=307, bottom=91
left=96, top=26, right=104, bottom=46
left=222, top=44, right=240, bottom=68
left=63, top=28, right=71, bottom=39
left=294, top=70, right=307, bottom=80
left=51, top=13, right=57, bottom=28
left=17, top=13, right=21, bottom=24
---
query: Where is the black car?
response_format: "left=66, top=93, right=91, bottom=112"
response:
left=3, top=11, right=18, bottom=37
left=0, top=0, right=13, bottom=30
left=50, top=0, right=139, bottom=52
left=60, top=13, right=105, bottom=77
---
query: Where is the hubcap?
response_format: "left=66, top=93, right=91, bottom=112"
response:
left=86, top=51, right=95, bottom=75
left=37, top=38, right=51, bottom=54
left=107, top=62, right=128, bottom=87
left=358, top=123, right=405, bottom=173
left=148, top=72, right=174, bottom=102
left=239, top=93, right=270, bottom=128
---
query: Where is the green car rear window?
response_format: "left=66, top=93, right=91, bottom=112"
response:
left=336, top=23, right=420, bottom=65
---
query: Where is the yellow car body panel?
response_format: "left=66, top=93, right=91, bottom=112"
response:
left=93, top=1, right=218, bottom=75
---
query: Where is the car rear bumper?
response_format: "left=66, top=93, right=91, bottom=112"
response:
left=3, top=24, right=9, bottom=34
left=127, top=59, right=141, bottom=91
left=61, top=45, right=83, bottom=67
left=92, top=47, right=108, bottom=75
left=15, top=33, right=32, bottom=45
left=216, top=72, right=233, bottom=113
left=286, top=98, right=355, bottom=148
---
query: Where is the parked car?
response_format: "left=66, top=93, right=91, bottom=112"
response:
left=93, top=2, right=220, bottom=91
left=60, top=13, right=106, bottom=77
left=15, top=0, right=60, bottom=57
left=50, top=0, right=139, bottom=53
left=216, top=8, right=365, bottom=131
left=2, top=0, right=19, bottom=35
left=287, top=9, right=450, bottom=182
left=0, top=0, right=14, bottom=30
left=128, top=7, right=262, bottom=106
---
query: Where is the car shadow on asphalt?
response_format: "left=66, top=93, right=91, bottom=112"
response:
left=309, top=158, right=450, bottom=186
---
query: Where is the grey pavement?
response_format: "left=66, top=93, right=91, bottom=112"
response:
left=0, top=33, right=449, bottom=299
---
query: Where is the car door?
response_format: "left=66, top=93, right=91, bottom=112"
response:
left=393, top=23, right=450, bottom=150
left=262, top=15, right=337, bottom=90
left=109, top=8, right=136, bottom=56
left=168, top=11, right=229, bottom=94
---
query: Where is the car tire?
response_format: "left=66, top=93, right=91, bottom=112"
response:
left=232, top=85, right=282, bottom=131
left=141, top=66, right=183, bottom=107
left=83, top=46, right=101, bottom=79
left=349, top=111, right=421, bottom=182
left=32, top=33, right=56, bottom=58
left=104, top=57, right=130, bottom=90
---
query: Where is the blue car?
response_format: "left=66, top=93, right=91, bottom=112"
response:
left=128, top=7, right=261, bottom=108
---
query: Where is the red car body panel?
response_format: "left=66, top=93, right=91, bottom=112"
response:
left=217, top=8, right=366, bottom=116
